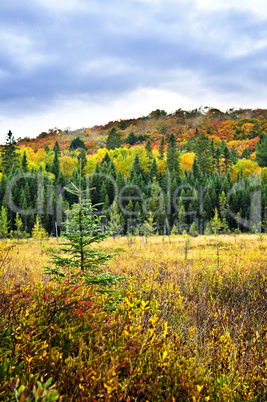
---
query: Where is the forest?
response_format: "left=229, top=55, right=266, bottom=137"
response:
left=0, top=106, right=267, bottom=238
left=1, top=107, right=267, bottom=401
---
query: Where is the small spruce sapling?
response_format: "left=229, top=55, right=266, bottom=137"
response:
left=45, top=183, right=124, bottom=294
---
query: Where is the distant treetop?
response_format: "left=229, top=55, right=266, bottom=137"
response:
left=70, top=137, right=86, bottom=151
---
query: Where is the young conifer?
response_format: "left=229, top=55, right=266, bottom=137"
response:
left=45, top=182, right=123, bottom=293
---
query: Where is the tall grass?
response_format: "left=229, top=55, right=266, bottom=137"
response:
left=0, top=234, right=266, bottom=400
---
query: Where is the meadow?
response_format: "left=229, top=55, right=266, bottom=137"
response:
left=0, top=234, right=267, bottom=401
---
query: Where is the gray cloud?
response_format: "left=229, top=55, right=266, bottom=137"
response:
left=0, top=0, right=267, bottom=123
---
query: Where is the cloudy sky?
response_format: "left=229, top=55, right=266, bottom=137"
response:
left=0, top=0, right=267, bottom=143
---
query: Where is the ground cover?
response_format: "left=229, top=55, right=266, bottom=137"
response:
left=0, top=234, right=266, bottom=401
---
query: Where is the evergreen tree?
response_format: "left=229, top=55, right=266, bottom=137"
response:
left=130, top=154, right=143, bottom=180
left=145, top=139, right=153, bottom=167
left=210, top=208, right=223, bottom=235
left=101, top=152, right=111, bottom=167
left=13, top=212, right=24, bottom=239
left=1, top=130, right=19, bottom=176
left=140, top=212, right=156, bottom=240
left=146, top=177, right=163, bottom=227
left=90, top=163, right=102, bottom=206
left=56, top=170, right=67, bottom=187
left=106, top=128, right=122, bottom=150
left=256, top=135, right=267, bottom=167
left=147, top=158, right=158, bottom=182
left=195, top=133, right=213, bottom=174
left=32, top=215, right=48, bottom=239
left=0, top=206, right=9, bottom=237
left=53, top=140, right=61, bottom=155
left=126, top=131, right=138, bottom=145
left=159, top=136, right=165, bottom=160
left=108, top=201, right=124, bottom=240
left=166, top=133, right=180, bottom=174
left=70, top=137, right=86, bottom=151
left=51, top=149, right=60, bottom=180
left=78, top=149, right=87, bottom=174
left=21, top=151, right=29, bottom=172
left=45, top=184, right=123, bottom=294
left=116, top=171, right=126, bottom=191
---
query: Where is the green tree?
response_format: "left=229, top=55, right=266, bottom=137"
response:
left=21, top=151, right=29, bottom=172
left=0, top=206, right=9, bottom=238
left=70, top=137, right=86, bottom=151
left=1, top=130, right=19, bottom=176
left=106, top=128, right=122, bottom=150
left=195, top=133, right=213, bottom=174
left=44, top=144, right=50, bottom=154
left=159, top=137, right=165, bottom=160
left=45, top=184, right=123, bottom=293
left=166, top=133, right=180, bottom=174
left=140, top=212, right=157, bottom=241
left=53, top=140, right=61, bottom=155
left=210, top=208, right=222, bottom=235
left=78, top=149, right=87, bottom=174
left=256, top=135, right=267, bottom=167
left=32, top=215, right=48, bottom=239
left=145, top=139, right=153, bottom=167
left=108, top=201, right=124, bottom=240
left=51, top=149, right=60, bottom=180
left=130, top=154, right=143, bottom=180
left=126, top=131, right=138, bottom=145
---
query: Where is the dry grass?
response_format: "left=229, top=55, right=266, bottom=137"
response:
left=1, top=233, right=266, bottom=285
left=1, top=234, right=267, bottom=400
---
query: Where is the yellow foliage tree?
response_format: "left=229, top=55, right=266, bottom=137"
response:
left=32, top=215, right=49, bottom=239
left=180, top=152, right=195, bottom=172
left=60, top=155, right=76, bottom=180
left=231, top=159, right=261, bottom=182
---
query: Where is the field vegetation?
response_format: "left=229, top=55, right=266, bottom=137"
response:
left=0, top=233, right=266, bottom=401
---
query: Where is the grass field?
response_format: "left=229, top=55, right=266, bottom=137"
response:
left=0, top=234, right=267, bottom=401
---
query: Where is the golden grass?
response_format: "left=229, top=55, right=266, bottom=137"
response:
left=1, top=233, right=266, bottom=290
left=1, top=234, right=267, bottom=400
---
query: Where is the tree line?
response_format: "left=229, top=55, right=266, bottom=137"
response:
left=0, top=129, right=266, bottom=238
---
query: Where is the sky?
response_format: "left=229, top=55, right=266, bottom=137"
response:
left=1, top=0, right=267, bottom=144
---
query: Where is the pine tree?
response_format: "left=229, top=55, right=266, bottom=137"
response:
left=108, top=201, right=123, bottom=240
left=166, top=133, right=180, bottom=174
left=13, top=212, right=24, bottom=239
left=256, top=135, right=267, bottom=167
left=70, top=137, right=85, bottom=151
left=130, top=154, right=143, bottom=180
left=51, top=149, right=60, bottom=180
left=78, top=149, right=87, bottom=174
left=159, top=137, right=165, bottom=160
left=1, top=130, right=19, bottom=176
left=140, top=212, right=156, bottom=241
left=126, top=131, right=137, bottom=145
left=21, top=151, right=29, bottom=172
left=45, top=183, right=123, bottom=293
left=147, top=158, right=158, bottom=182
left=101, top=152, right=111, bottom=167
left=106, top=128, right=122, bottom=150
left=145, top=139, right=153, bottom=167
left=210, top=208, right=223, bottom=235
left=53, top=140, right=61, bottom=155
left=0, top=206, right=9, bottom=238
left=32, top=215, right=49, bottom=239
left=195, top=133, right=213, bottom=174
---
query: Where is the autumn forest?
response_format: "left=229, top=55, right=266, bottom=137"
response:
left=1, top=106, right=267, bottom=238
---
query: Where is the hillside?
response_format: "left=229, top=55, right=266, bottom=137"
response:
left=0, top=106, right=266, bottom=239
left=17, top=107, right=267, bottom=155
